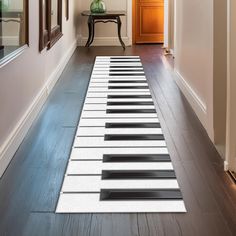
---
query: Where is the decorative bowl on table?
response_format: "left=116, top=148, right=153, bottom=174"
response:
left=90, top=0, right=106, bottom=13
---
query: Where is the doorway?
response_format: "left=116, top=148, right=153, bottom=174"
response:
left=132, top=0, right=164, bottom=44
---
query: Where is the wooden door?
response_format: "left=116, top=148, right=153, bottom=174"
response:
left=134, top=0, right=164, bottom=43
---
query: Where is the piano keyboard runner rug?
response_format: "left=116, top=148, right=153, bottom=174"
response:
left=56, top=56, right=186, bottom=213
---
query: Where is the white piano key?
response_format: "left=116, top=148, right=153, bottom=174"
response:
left=85, top=98, right=153, bottom=103
left=85, top=97, right=108, bottom=103
left=95, top=62, right=141, bottom=65
left=70, top=147, right=169, bottom=160
left=73, top=137, right=166, bottom=148
left=93, top=68, right=143, bottom=71
left=90, top=83, right=148, bottom=87
left=96, top=56, right=140, bottom=59
left=92, top=75, right=146, bottom=79
left=95, top=62, right=142, bottom=64
left=88, top=88, right=150, bottom=92
left=95, top=59, right=141, bottom=62
left=61, top=176, right=179, bottom=192
left=93, top=65, right=111, bottom=69
left=93, top=68, right=144, bottom=71
left=77, top=127, right=163, bottom=136
left=78, top=118, right=159, bottom=126
left=67, top=161, right=174, bottom=175
left=90, top=78, right=147, bottom=83
left=56, top=194, right=186, bottom=213
left=95, top=61, right=141, bottom=64
left=83, top=104, right=155, bottom=110
left=91, top=75, right=146, bottom=78
left=94, top=62, right=143, bottom=66
left=92, top=71, right=145, bottom=75
left=87, top=92, right=151, bottom=96
left=86, top=92, right=151, bottom=98
left=81, top=110, right=158, bottom=118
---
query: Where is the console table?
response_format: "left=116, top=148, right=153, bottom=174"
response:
left=81, top=11, right=126, bottom=50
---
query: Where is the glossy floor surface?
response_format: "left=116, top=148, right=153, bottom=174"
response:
left=0, top=46, right=236, bottom=236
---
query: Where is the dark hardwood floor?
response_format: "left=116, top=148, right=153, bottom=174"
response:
left=0, top=46, right=235, bottom=236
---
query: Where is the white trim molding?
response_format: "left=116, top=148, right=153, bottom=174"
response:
left=164, top=0, right=169, bottom=48
left=77, top=36, right=130, bottom=47
left=127, top=0, right=133, bottom=45
left=225, top=0, right=236, bottom=173
left=0, top=40, right=77, bottom=178
left=174, top=70, right=208, bottom=129
left=224, top=161, right=229, bottom=171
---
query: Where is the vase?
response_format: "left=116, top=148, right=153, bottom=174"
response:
left=90, top=0, right=106, bottom=13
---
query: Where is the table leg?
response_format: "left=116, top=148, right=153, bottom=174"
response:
left=85, top=16, right=93, bottom=47
left=88, top=18, right=95, bottom=46
left=117, top=16, right=125, bottom=50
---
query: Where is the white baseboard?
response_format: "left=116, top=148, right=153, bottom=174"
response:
left=0, top=40, right=77, bottom=178
left=77, top=35, right=131, bottom=47
left=224, top=161, right=229, bottom=171
left=46, top=41, right=77, bottom=94
left=174, top=70, right=208, bottom=129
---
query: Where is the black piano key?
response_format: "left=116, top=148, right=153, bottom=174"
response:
left=108, top=95, right=152, bottom=99
left=103, top=154, right=171, bottom=162
left=110, top=60, right=141, bottom=63
left=104, top=134, right=164, bottom=141
left=108, top=86, right=149, bottom=89
left=105, top=123, right=160, bottom=128
left=100, top=189, right=183, bottom=201
left=110, top=57, right=140, bottom=59
left=107, top=101, right=154, bottom=106
left=109, top=73, right=145, bottom=76
left=102, top=170, right=176, bottom=180
left=109, top=69, right=144, bottom=72
left=106, top=109, right=156, bottom=113
left=109, top=80, right=147, bottom=83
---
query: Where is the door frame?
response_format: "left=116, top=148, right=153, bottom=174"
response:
left=225, top=0, right=236, bottom=173
left=127, top=0, right=133, bottom=45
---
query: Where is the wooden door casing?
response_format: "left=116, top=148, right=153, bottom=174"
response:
left=134, top=0, right=164, bottom=44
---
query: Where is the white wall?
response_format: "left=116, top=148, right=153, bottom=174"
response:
left=77, top=0, right=131, bottom=46
left=174, top=0, right=227, bottom=146
left=0, top=0, right=78, bottom=176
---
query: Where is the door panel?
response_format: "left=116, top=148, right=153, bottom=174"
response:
left=135, top=0, right=164, bottom=43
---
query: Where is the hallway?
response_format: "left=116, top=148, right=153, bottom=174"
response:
left=0, top=46, right=235, bottom=235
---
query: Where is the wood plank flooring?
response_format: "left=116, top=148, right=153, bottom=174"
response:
left=0, top=46, right=235, bottom=235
